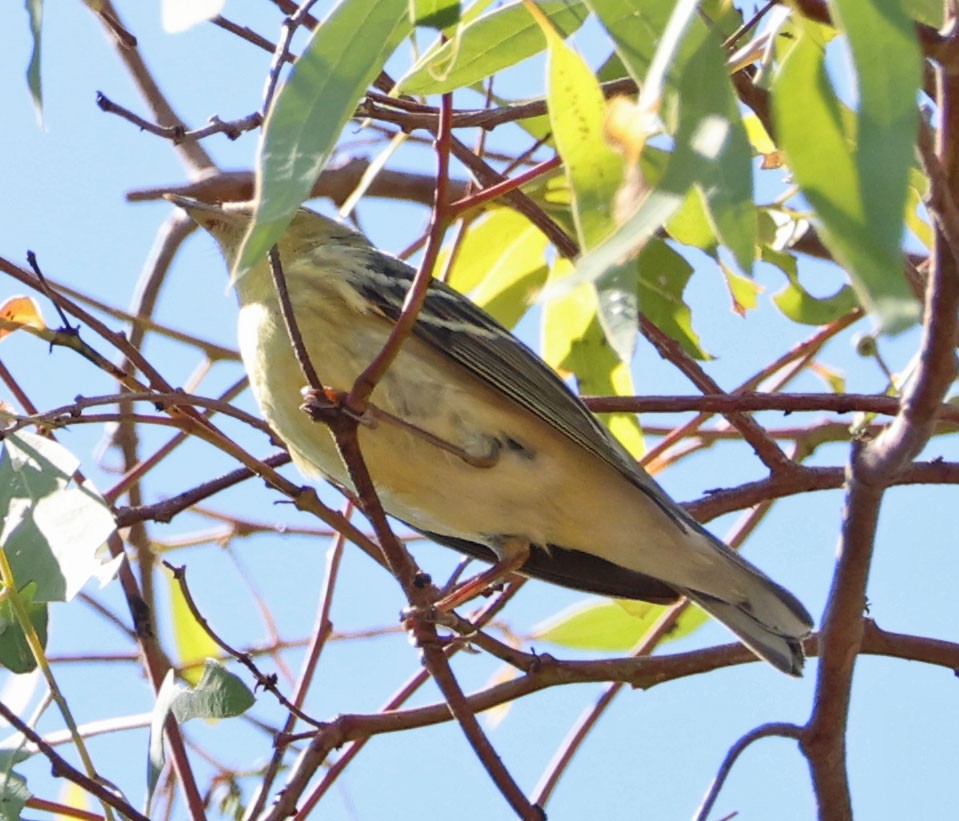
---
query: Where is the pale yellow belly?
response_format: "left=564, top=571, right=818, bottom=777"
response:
left=236, top=292, right=706, bottom=588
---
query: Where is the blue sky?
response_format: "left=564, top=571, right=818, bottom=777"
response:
left=1, top=2, right=957, bottom=819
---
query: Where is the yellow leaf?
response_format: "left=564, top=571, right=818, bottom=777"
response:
left=0, top=296, right=47, bottom=341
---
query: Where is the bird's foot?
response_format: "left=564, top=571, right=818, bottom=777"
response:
left=299, top=386, right=374, bottom=427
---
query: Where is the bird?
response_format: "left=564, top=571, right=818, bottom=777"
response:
left=168, top=194, right=814, bottom=675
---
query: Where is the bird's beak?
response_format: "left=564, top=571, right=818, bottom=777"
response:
left=163, top=193, right=245, bottom=234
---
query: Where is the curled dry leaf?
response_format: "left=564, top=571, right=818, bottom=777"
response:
left=0, top=295, right=47, bottom=341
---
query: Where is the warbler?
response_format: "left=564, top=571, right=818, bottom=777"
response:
left=169, top=195, right=813, bottom=675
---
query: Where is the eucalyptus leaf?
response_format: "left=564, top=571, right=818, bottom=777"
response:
left=0, top=432, right=115, bottom=604
left=237, top=0, right=411, bottom=280
left=773, top=8, right=920, bottom=333
left=396, top=0, right=589, bottom=95
left=0, top=582, right=47, bottom=675
left=24, top=0, right=43, bottom=123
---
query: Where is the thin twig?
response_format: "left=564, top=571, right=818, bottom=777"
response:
left=694, top=722, right=804, bottom=821
left=0, top=700, right=150, bottom=821
left=163, top=561, right=324, bottom=727
left=278, top=582, right=527, bottom=819
left=584, top=391, right=959, bottom=421
left=241, top=502, right=350, bottom=821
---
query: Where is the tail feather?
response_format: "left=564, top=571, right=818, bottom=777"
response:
left=666, top=523, right=814, bottom=675
left=683, top=587, right=811, bottom=676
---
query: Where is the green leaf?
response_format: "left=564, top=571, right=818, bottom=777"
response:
left=533, top=598, right=707, bottom=651
left=0, top=432, right=115, bottom=603
left=25, top=0, right=43, bottom=124
left=542, top=260, right=645, bottom=457
left=773, top=9, right=920, bottom=333
left=395, top=0, right=589, bottom=95
left=545, top=2, right=745, bottom=299
left=0, top=582, right=47, bottom=674
left=539, top=10, right=624, bottom=250
left=720, top=260, right=762, bottom=317
left=147, top=671, right=180, bottom=808
left=147, top=662, right=254, bottom=809
left=636, top=239, right=709, bottom=360
left=533, top=2, right=636, bottom=360
left=682, top=33, right=755, bottom=274
left=902, top=0, right=943, bottom=27
left=585, top=0, right=671, bottom=85
left=905, top=168, right=932, bottom=249
left=591, top=0, right=755, bottom=270
left=410, top=0, right=460, bottom=29
left=770, top=253, right=860, bottom=326
left=165, top=568, right=221, bottom=686
left=171, top=660, right=255, bottom=723
left=446, top=210, right=549, bottom=329
left=237, top=0, right=411, bottom=280
left=534, top=599, right=656, bottom=651
left=594, top=264, right=639, bottom=364
left=0, top=766, right=29, bottom=821
left=666, top=187, right=718, bottom=253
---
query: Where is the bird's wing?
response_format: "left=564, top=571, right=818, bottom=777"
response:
left=351, top=250, right=690, bottom=534
left=414, top=528, right=680, bottom=603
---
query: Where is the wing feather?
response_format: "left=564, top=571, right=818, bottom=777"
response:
left=348, top=250, right=689, bottom=533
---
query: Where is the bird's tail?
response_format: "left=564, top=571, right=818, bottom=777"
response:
left=682, top=587, right=808, bottom=675
left=676, top=531, right=813, bottom=675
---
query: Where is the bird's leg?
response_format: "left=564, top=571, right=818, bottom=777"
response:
left=300, top=386, right=373, bottom=426
left=300, top=386, right=501, bottom=469
left=365, top=405, right=501, bottom=468
left=431, top=536, right=530, bottom=613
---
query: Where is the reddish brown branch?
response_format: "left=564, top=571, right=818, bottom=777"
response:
left=0, top=699, right=151, bottom=821
left=640, top=318, right=795, bottom=473
left=801, top=51, right=959, bottom=818
left=695, top=722, right=805, bottom=821
left=584, top=391, right=959, bottom=422
left=259, top=624, right=959, bottom=752
left=163, top=561, right=323, bottom=727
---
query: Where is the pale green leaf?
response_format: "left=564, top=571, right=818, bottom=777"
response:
left=902, top=0, right=943, bottom=27
left=534, top=598, right=707, bottom=651
left=534, top=3, right=638, bottom=360
left=720, top=260, right=762, bottom=316
left=585, top=0, right=671, bottom=85
left=544, top=4, right=744, bottom=300
left=771, top=264, right=860, bottom=326
left=147, top=671, right=180, bottom=810
left=410, top=0, right=460, bottom=29
left=592, top=0, right=755, bottom=271
left=542, top=260, right=645, bottom=456
left=0, top=767, right=29, bottom=821
left=147, top=662, right=253, bottom=810
left=171, top=660, right=255, bottom=723
left=636, top=239, right=709, bottom=360
left=25, top=0, right=43, bottom=124
left=0, top=582, right=47, bottom=675
left=395, top=0, right=589, bottom=95
left=682, top=35, right=755, bottom=273
left=0, top=432, right=115, bottom=603
left=594, top=264, right=639, bottom=364
left=905, top=172, right=932, bottom=250
left=452, top=212, right=550, bottom=329
left=773, top=10, right=920, bottom=333
left=237, top=0, right=410, bottom=280
left=537, top=6, right=624, bottom=250
left=666, top=187, right=718, bottom=252
left=446, top=209, right=547, bottom=289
